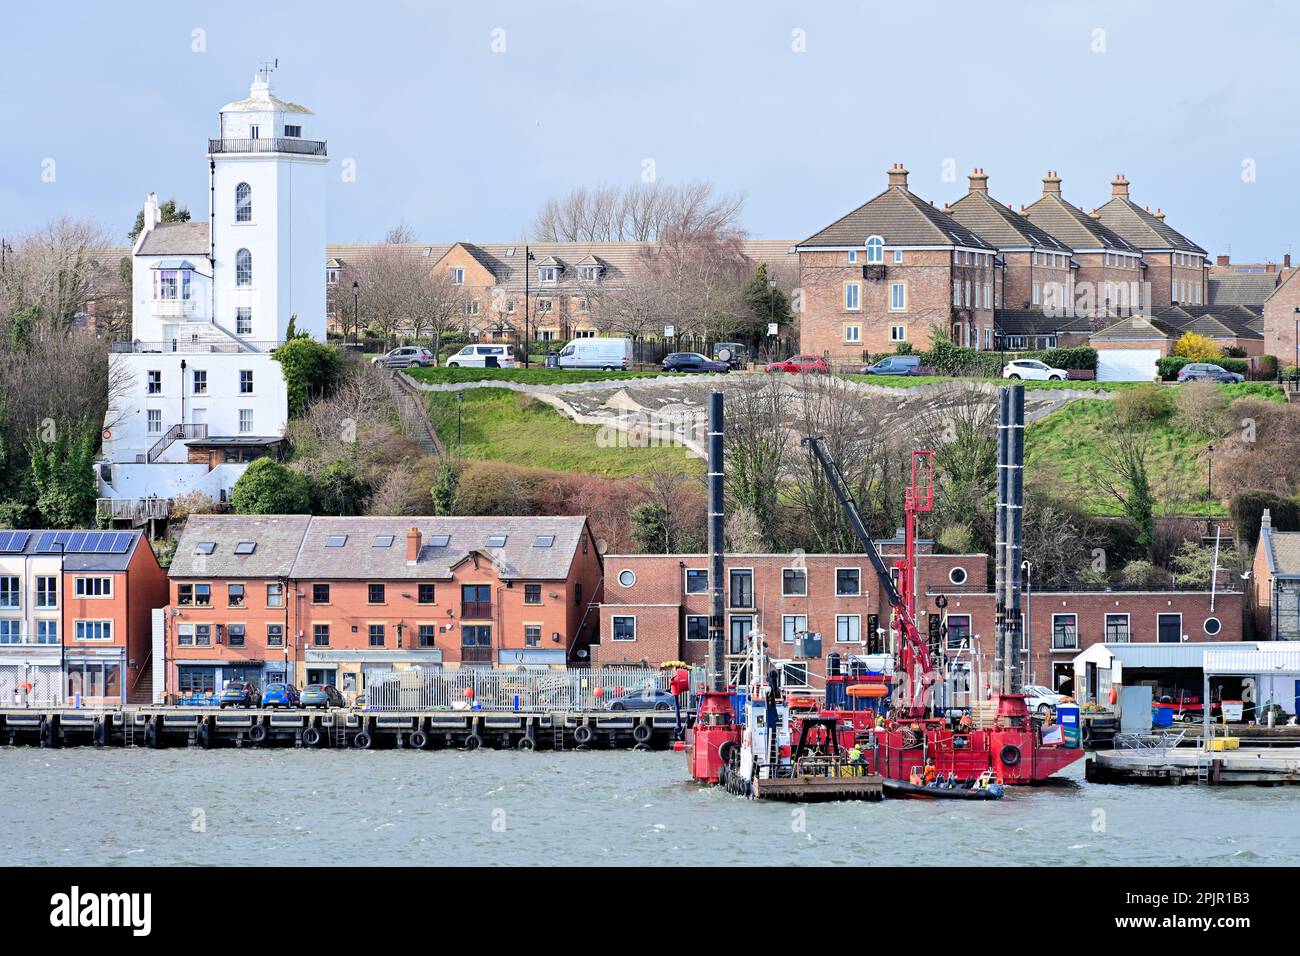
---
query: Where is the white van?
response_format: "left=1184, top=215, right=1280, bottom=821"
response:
left=555, top=337, right=633, bottom=371
left=445, top=344, right=517, bottom=368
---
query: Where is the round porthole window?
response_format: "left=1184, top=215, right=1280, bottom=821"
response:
left=1203, top=617, right=1222, bottom=636
left=618, top=569, right=636, bottom=588
left=949, top=566, right=968, bottom=586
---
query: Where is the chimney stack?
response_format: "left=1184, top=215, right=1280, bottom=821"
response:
left=1286, top=254, right=1293, bottom=268
left=968, top=167, right=989, bottom=195
left=887, top=163, right=910, bottom=189
left=142, top=192, right=160, bottom=234
left=1111, top=173, right=1130, bottom=198
left=1042, top=170, right=1062, bottom=197
left=406, top=526, right=422, bottom=563
left=1262, top=508, right=1273, bottom=532
left=1154, top=208, right=1166, bottom=222
left=1216, top=254, right=1230, bottom=266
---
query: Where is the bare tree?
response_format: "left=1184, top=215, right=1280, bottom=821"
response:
left=406, top=268, right=463, bottom=358
left=724, top=376, right=789, bottom=547
left=1, top=218, right=117, bottom=334
left=532, top=181, right=746, bottom=243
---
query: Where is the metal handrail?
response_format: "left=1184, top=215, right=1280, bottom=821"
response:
left=208, top=137, right=327, bottom=156
left=110, top=339, right=282, bottom=354
left=147, top=423, right=208, bottom=463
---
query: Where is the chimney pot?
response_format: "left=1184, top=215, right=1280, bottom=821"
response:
left=406, top=526, right=422, bottom=563
left=1111, top=174, right=1130, bottom=198
left=887, top=163, right=910, bottom=188
left=1042, top=171, right=1062, bottom=197
left=968, top=168, right=989, bottom=194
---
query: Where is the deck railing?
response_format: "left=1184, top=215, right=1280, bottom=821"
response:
left=208, top=137, right=327, bottom=156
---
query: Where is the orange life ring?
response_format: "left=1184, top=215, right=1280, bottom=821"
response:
left=18, top=680, right=33, bottom=694
left=101, top=428, right=112, bottom=441
left=1108, top=687, right=1118, bottom=706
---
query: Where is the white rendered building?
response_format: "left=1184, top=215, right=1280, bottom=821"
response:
left=98, top=74, right=327, bottom=518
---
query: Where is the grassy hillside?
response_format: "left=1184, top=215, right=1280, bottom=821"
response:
left=1025, top=383, right=1283, bottom=516
left=423, top=387, right=701, bottom=477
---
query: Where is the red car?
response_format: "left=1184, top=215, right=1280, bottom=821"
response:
left=765, top=354, right=830, bottom=375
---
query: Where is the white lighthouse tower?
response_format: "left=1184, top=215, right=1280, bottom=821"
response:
left=97, top=70, right=328, bottom=519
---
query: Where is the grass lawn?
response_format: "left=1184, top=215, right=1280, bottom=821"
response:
left=407, top=366, right=668, bottom=386
left=423, top=387, right=701, bottom=477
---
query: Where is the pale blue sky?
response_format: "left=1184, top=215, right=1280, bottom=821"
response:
left=2, top=0, right=1295, bottom=260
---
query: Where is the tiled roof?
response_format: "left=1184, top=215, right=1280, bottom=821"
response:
left=1152, top=305, right=1263, bottom=340
left=946, top=191, right=1072, bottom=252
left=1264, top=528, right=1300, bottom=577
left=325, top=240, right=797, bottom=292
left=137, top=221, right=210, bottom=256
left=994, top=309, right=1094, bottom=336
left=1208, top=273, right=1279, bottom=307
left=1090, top=316, right=1176, bottom=341
left=169, top=515, right=312, bottom=579
left=290, top=515, right=590, bottom=581
left=798, top=186, right=993, bottom=250
left=1021, top=194, right=1138, bottom=252
left=1093, top=198, right=1206, bottom=254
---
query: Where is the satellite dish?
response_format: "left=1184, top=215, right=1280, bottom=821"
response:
left=595, top=538, right=608, bottom=555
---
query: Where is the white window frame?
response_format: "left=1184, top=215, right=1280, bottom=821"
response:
left=836, top=614, right=862, bottom=644
left=1052, top=613, right=1079, bottom=651
left=685, top=614, right=710, bottom=642
left=781, top=567, right=807, bottom=597
left=238, top=409, right=254, bottom=434
left=847, top=250, right=858, bottom=264
left=235, top=248, right=252, bottom=286
left=684, top=567, right=708, bottom=594
left=236, top=307, right=252, bottom=335
left=865, top=236, right=884, bottom=264
left=844, top=323, right=861, bottom=344
left=890, top=324, right=906, bottom=342
left=611, top=615, right=637, bottom=642
left=889, top=281, right=907, bottom=311
left=945, top=613, right=972, bottom=650
left=450, top=268, right=465, bottom=285
left=844, top=282, right=861, bottom=311
left=1104, top=612, right=1130, bottom=643
left=835, top=567, right=861, bottom=597
left=74, top=576, right=113, bottom=598
left=1157, top=612, right=1183, bottom=644
left=893, top=249, right=903, bottom=264
left=781, top=614, right=808, bottom=644
left=147, top=409, right=162, bottom=434
left=75, top=620, right=113, bottom=642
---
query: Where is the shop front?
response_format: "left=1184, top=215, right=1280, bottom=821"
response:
left=173, top=658, right=270, bottom=704
left=301, top=648, right=443, bottom=705
left=65, top=647, right=126, bottom=706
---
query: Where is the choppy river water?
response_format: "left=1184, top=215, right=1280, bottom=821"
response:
left=1, top=749, right=1295, bottom=866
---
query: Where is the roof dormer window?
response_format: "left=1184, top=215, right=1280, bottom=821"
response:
left=538, top=266, right=559, bottom=284
left=865, top=236, right=885, bottom=264
left=579, top=265, right=600, bottom=282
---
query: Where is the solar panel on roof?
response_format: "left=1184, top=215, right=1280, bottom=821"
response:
left=0, top=531, right=28, bottom=553
left=83, top=532, right=103, bottom=552
left=68, top=532, right=88, bottom=552
left=110, top=532, right=133, bottom=553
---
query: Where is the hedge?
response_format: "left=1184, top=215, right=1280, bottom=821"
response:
left=919, top=338, right=1098, bottom=377
left=1156, top=355, right=1249, bottom=380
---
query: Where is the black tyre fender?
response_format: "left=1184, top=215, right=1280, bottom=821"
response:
left=516, top=735, right=536, bottom=751
left=144, top=720, right=160, bottom=749
left=248, top=723, right=269, bottom=744
left=573, top=724, right=594, bottom=746
left=632, top=723, right=652, bottom=744
left=463, top=732, right=483, bottom=751
left=302, top=726, right=323, bottom=747
left=93, top=719, right=108, bottom=748
left=196, top=722, right=211, bottom=749
left=39, top=718, right=56, bottom=748
left=718, top=739, right=737, bottom=766
left=1000, top=743, right=1022, bottom=767
left=409, top=730, right=429, bottom=750
left=353, top=731, right=373, bottom=750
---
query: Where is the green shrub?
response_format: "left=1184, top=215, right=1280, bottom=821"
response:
left=1113, top=384, right=1173, bottom=425
left=1258, top=354, right=1278, bottom=379
left=231, top=458, right=312, bottom=514
left=274, top=339, right=344, bottom=416
left=1231, top=491, right=1300, bottom=547
left=919, top=334, right=1096, bottom=376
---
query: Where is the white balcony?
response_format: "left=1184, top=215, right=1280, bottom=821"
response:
left=152, top=298, right=198, bottom=318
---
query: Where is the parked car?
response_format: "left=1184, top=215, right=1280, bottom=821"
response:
left=1022, top=684, right=1067, bottom=719
left=1176, top=362, right=1244, bottom=384
left=300, top=684, right=345, bottom=708
left=860, top=355, right=922, bottom=376
left=663, top=352, right=730, bottom=374
left=1003, top=358, right=1067, bottom=381
left=711, top=342, right=750, bottom=369
left=555, top=337, right=633, bottom=371
left=607, top=686, right=677, bottom=711
left=371, top=346, right=434, bottom=368
left=445, top=344, right=517, bottom=368
left=262, top=682, right=300, bottom=708
left=219, top=680, right=262, bottom=709
left=765, top=354, right=830, bottom=375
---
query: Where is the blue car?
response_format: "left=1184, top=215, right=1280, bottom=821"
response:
left=218, top=680, right=261, bottom=709
left=301, top=684, right=345, bottom=708
left=262, top=682, right=300, bottom=708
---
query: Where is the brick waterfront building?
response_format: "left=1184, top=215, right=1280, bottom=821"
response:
left=597, top=548, right=1243, bottom=695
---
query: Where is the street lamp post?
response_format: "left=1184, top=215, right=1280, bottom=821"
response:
left=352, top=280, right=360, bottom=346
left=456, top=391, right=464, bottom=450
left=55, top=542, right=66, bottom=705
left=522, top=247, right=536, bottom=369
left=1207, top=442, right=1215, bottom=531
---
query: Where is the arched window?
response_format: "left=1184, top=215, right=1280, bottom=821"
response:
left=235, top=248, right=252, bottom=286
left=235, top=182, right=252, bottom=222
left=866, top=235, right=885, bottom=264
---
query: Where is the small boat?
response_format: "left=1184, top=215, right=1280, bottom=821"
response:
left=883, top=770, right=1005, bottom=801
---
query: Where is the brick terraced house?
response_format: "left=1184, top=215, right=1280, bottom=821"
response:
left=0, top=530, right=167, bottom=706
left=797, top=164, right=998, bottom=360
left=598, top=548, right=1243, bottom=695
left=1093, top=175, right=1208, bottom=310
left=164, top=514, right=604, bottom=701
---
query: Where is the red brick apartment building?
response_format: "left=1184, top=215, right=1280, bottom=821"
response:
left=597, top=548, right=1242, bottom=694
left=0, top=530, right=167, bottom=705
left=796, top=165, right=998, bottom=360
left=798, top=166, right=1221, bottom=361
left=163, top=515, right=604, bottom=700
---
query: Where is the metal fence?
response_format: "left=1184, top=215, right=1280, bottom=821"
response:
left=362, top=665, right=702, bottom=712
left=0, top=663, right=62, bottom=706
